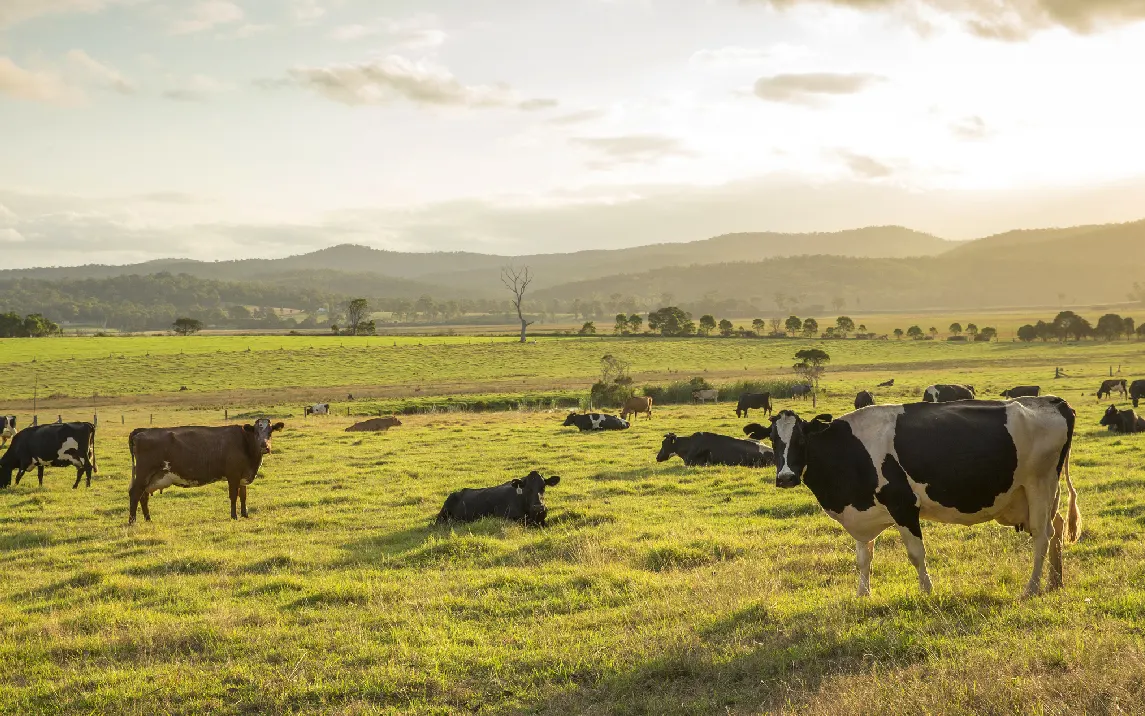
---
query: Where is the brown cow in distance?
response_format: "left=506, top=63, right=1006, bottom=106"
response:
left=345, top=416, right=403, bottom=432
left=128, top=418, right=284, bottom=524
left=620, top=397, right=653, bottom=421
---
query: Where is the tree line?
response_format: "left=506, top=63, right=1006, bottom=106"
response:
left=1016, top=311, right=1142, bottom=342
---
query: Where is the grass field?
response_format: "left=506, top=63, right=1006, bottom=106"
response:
left=2, top=336, right=1145, bottom=714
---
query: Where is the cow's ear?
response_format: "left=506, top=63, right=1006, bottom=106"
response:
left=767, top=414, right=779, bottom=424
left=242, top=424, right=256, bottom=433
left=813, top=414, right=833, bottom=423
left=272, top=422, right=285, bottom=432
left=545, top=475, right=560, bottom=487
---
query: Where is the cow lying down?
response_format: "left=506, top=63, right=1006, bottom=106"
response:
left=1101, top=405, right=1145, bottom=434
left=436, top=470, right=560, bottom=526
left=657, top=432, right=774, bottom=467
left=563, top=413, right=629, bottom=431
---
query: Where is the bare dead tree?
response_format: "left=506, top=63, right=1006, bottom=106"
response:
left=501, top=265, right=535, bottom=343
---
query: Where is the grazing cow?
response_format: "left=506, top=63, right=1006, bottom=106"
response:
left=1100, top=405, right=1145, bottom=434
left=1097, top=379, right=1127, bottom=401
left=767, top=396, right=1080, bottom=598
left=562, top=413, right=629, bottom=431
left=736, top=393, right=773, bottom=419
left=0, top=422, right=96, bottom=489
left=345, top=416, right=403, bottom=432
left=128, top=418, right=284, bottom=524
left=854, top=391, right=875, bottom=410
left=0, top=415, right=15, bottom=447
left=620, top=396, right=654, bottom=421
left=922, top=384, right=976, bottom=403
left=304, top=403, right=330, bottom=416
left=1132, top=380, right=1145, bottom=409
left=790, top=384, right=813, bottom=399
left=692, top=389, right=719, bottom=404
left=1001, top=386, right=1041, bottom=399
left=877, top=379, right=895, bottom=388
left=656, top=432, right=774, bottom=467
left=436, top=471, right=560, bottom=526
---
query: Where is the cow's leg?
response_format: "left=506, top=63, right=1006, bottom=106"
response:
left=228, top=479, right=240, bottom=520
left=85, top=459, right=93, bottom=487
left=128, top=482, right=147, bottom=524
left=239, top=485, right=249, bottom=518
left=1022, top=483, right=1057, bottom=599
left=140, top=491, right=151, bottom=522
left=14, top=468, right=25, bottom=485
left=73, top=466, right=82, bottom=489
left=897, top=526, right=933, bottom=594
left=1046, top=512, right=1065, bottom=591
left=37, top=465, right=44, bottom=487
left=856, top=539, right=875, bottom=597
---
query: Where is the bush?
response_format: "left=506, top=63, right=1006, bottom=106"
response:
left=589, top=381, right=634, bottom=408
left=642, top=377, right=712, bottom=405
left=638, top=377, right=812, bottom=405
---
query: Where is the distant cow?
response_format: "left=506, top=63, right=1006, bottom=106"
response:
left=0, top=422, right=96, bottom=489
left=304, top=403, right=330, bottom=416
left=922, top=384, right=975, bottom=403
left=0, top=415, right=15, bottom=447
left=692, top=389, right=719, bottom=404
left=620, top=396, right=653, bottom=421
left=877, top=379, right=895, bottom=388
left=656, top=432, right=774, bottom=467
left=1097, top=379, right=1127, bottom=401
left=735, top=393, right=773, bottom=419
left=854, top=391, right=875, bottom=409
left=1132, top=380, right=1145, bottom=408
left=562, top=413, right=629, bottom=431
left=128, top=418, right=284, bottom=524
left=790, top=384, right=813, bottom=399
left=1100, top=405, right=1145, bottom=434
left=345, top=416, right=402, bottom=432
left=436, top=471, right=560, bottom=527
left=1001, top=386, right=1041, bottom=399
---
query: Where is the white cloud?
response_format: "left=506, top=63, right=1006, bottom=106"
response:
left=689, top=44, right=811, bottom=68
left=0, top=0, right=138, bottom=29
left=571, top=135, right=696, bottom=169
left=950, top=115, right=990, bottom=139
left=329, top=15, right=447, bottom=50
left=835, top=150, right=895, bottom=178
left=162, top=74, right=228, bottom=101
left=0, top=57, right=80, bottom=104
left=171, top=0, right=243, bottom=34
left=65, top=50, right=135, bottom=94
left=0, top=228, right=26, bottom=243
left=753, top=72, right=884, bottom=105
left=292, top=0, right=324, bottom=24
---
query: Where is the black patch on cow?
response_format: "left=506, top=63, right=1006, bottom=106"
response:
left=1131, top=380, right=1145, bottom=409
left=893, top=402, right=1017, bottom=514
left=878, top=455, right=922, bottom=538
left=802, top=420, right=879, bottom=514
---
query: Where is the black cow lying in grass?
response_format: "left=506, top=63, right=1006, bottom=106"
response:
left=1100, top=404, right=1145, bottom=434
left=562, top=413, right=629, bottom=431
left=657, top=432, right=774, bottom=467
left=436, top=471, right=560, bottom=526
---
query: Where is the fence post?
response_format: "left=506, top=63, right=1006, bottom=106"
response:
left=225, top=409, right=228, bottom=422
left=121, top=415, right=125, bottom=425
left=150, top=414, right=153, bottom=425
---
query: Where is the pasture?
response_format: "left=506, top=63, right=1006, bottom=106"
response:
left=2, top=336, right=1145, bottom=714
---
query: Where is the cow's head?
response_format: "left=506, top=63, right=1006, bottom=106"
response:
left=743, top=423, right=768, bottom=440
left=656, top=433, right=679, bottom=462
left=1100, top=404, right=1120, bottom=427
left=966, top=385, right=976, bottom=395
left=243, top=418, right=285, bottom=454
left=769, top=411, right=831, bottom=488
left=562, top=413, right=578, bottom=427
left=999, top=389, right=1011, bottom=398
left=512, top=470, right=560, bottom=523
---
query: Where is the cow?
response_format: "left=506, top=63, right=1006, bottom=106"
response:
left=0, top=415, right=15, bottom=447
left=877, top=379, right=895, bottom=388
left=766, top=396, right=1080, bottom=598
left=736, top=393, right=773, bottom=419
left=854, top=391, right=875, bottom=409
left=922, top=384, right=975, bottom=403
left=0, top=422, right=97, bottom=489
left=127, top=418, right=284, bottom=524
left=790, top=384, right=813, bottom=399
left=656, top=432, right=774, bottom=467
left=304, top=403, right=330, bottom=416
left=620, top=396, right=653, bottom=421
left=345, top=416, right=402, bottom=432
left=1097, top=379, right=1127, bottom=401
left=436, top=471, right=560, bottom=527
left=1132, top=380, right=1145, bottom=409
left=1100, top=404, right=1145, bottom=434
left=1001, top=386, right=1041, bottom=399
left=562, top=413, right=629, bottom=431
left=692, top=389, right=719, bottom=404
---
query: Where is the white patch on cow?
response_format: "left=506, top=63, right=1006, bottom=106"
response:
left=826, top=504, right=896, bottom=543
left=589, top=414, right=605, bottom=430
left=838, top=406, right=905, bottom=493
left=774, top=414, right=799, bottom=480
left=924, top=386, right=939, bottom=402
left=55, top=437, right=85, bottom=467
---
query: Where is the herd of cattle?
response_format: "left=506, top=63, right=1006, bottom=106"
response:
left=1, top=375, right=1143, bottom=597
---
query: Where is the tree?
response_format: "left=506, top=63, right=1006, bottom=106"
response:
left=648, top=307, right=695, bottom=336
left=1124, top=317, right=1136, bottom=338
left=977, top=326, right=998, bottom=342
left=579, top=321, right=596, bottom=335
left=718, top=318, right=734, bottom=337
left=835, top=316, right=855, bottom=338
left=698, top=314, right=717, bottom=336
left=893, top=328, right=904, bottom=340
left=1130, top=282, right=1145, bottom=306
left=857, top=324, right=867, bottom=333
left=966, top=323, right=979, bottom=339
left=599, top=354, right=631, bottom=384
left=801, top=318, right=818, bottom=338
left=501, top=265, right=535, bottom=343
left=793, top=348, right=831, bottom=408
left=831, top=297, right=845, bottom=312
left=627, top=313, right=643, bottom=334
left=1096, top=313, right=1125, bottom=341
left=785, top=316, right=802, bottom=336
left=907, top=325, right=923, bottom=340
left=929, top=327, right=938, bottom=339
left=1017, top=324, right=1037, bottom=342
left=949, top=322, right=962, bottom=337
left=344, top=298, right=370, bottom=336
left=172, top=317, right=203, bottom=336
left=21, top=313, right=60, bottom=337
left=614, top=313, right=629, bottom=335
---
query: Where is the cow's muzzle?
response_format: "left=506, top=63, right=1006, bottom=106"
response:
left=775, top=470, right=800, bottom=489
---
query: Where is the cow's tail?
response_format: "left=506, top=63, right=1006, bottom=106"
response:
left=1063, top=447, right=1081, bottom=544
left=90, top=423, right=98, bottom=473
left=128, top=427, right=145, bottom=484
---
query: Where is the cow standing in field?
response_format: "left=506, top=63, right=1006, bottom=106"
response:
left=735, top=393, right=773, bottom=419
left=0, top=416, right=15, bottom=447
left=1097, top=379, right=1127, bottom=402
left=854, top=391, right=875, bottom=409
left=304, top=403, right=330, bottom=416
left=692, top=389, right=719, bottom=404
left=345, top=417, right=402, bottom=432
left=0, top=422, right=97, bottom=489
left=128, top=418, right=284, bottom=524
left=1131, top=380, right=1145, bottom=408
left=620, top=396, right=653, bottom=421
left=436, top=471, right=560, bottom=526
left=1100, top=405, right=1145, bottom=434
left=922, top=384, right=975, bottom=403
left=657, top=432, right=774, bottom=467
left=562, top=413, right=629, bottom=431
left=1001, top=386, right=1041, bottom=399
left=766, top=396, right=1080, bottom=598
left=790, top=384, right=813, bottom=399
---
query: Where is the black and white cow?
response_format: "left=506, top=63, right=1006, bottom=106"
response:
left=735, top=393, right=773, bottom=419
left=1097, top=379, right=1127, bottom=402
left=767, top=397, right=1080, bottom=598
left=1001, top=386, right=1041, bottom=399
left=921, top=384, right=975, bottom=403
left=657, top=432, right=774, bottom=467
left=304, top=403, right=330, bottom=416
left=1100, top=405, right=1145, bottom=434
left=854, top=391, right=875, bottom=409
left=0, top=415, right=15, bottom=447
left=562, top=413, right=629, bottom=431
left=0, top=422, right=97, bottom=489
left=1129, top=380, right=1145, bottom=409
left=436, top=471, right=560, bottom=526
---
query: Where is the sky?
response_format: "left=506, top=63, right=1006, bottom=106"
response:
left=2, top=0, right=1145, bottom=267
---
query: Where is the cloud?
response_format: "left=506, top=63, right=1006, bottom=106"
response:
left=329, top=15, right=447, bottom=50
left=162, top=74, right=228, bottom=101
left=171, top=0, right=243, bottom=34
left=689, top=44, right=811, bottom=68
left=281, top=55, right=549, bottom=110
left=571, top=135, right=696, bottom=169
left=547, top=108, right=608, bottom=126
left=0, top=57, right=79, bottom=104
left=292, top=0, right=324, bottom=24
left=950, top=115, right=989, bottom=140
left=65, top=50, right=135, bottom=94
left=835, top=150, right=894, bottom=178
left=753, top=72, right=883, bottom=104
left=0, top=228, right=26, bottom=243
left=0, top=0, right=138, bottom=29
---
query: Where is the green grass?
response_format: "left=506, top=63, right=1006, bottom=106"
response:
left=2, top=338, right=1145, bottom=713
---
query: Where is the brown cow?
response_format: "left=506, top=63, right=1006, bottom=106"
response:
left=345, top=416, right=403, bottom=432
left=620, top=397, right=653, bottom=421
left=128, top=418, right=284, bottom=524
